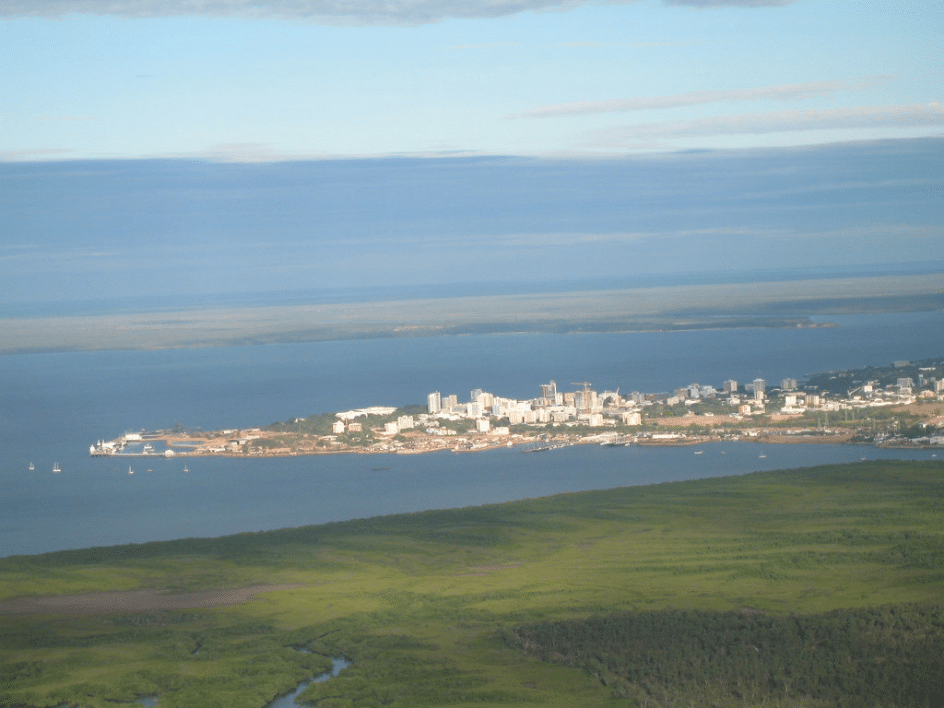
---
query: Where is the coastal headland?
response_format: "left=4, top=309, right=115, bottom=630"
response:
left=90, top=358, right=944, bottom=460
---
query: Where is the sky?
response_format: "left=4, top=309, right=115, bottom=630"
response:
left=2, top=138, right=942, bottom=309
left=0, top=0, right=942, bottom=312
left=1, top=0, right=942, bottom=160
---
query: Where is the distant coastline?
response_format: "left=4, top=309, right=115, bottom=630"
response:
left=3, top=273, right=942, bottom=355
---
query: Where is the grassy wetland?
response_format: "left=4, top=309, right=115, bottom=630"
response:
left=1, top=460, right=943, bottom=707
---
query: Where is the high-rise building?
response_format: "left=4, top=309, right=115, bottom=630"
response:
left=427, top=391, right=441, bottom=414
left=752, top=378, right=766, bottom=393
left=782, top=378, right=798, bottom=391
left=540, top=380, right=557, bottom=401
left=723, top=380, right=738, bottom=393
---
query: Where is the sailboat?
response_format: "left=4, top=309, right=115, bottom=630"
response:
left=28, top=462, right=35, bottom=471
left=52, top=462, right=61, bottom=473
left=128, top=465, right=134, bottom=475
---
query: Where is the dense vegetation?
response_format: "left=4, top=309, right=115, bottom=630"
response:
left=508, top=605, right=944, bottom=707
left=1, top=460, right=943, bottom=707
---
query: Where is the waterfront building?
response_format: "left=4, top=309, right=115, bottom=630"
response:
left=540, top=380, right=557, bottom=402
left=475, top=418, right=490, bottom=433
left=397, top=415, right=415, bottom=430
left=723, top=380, right=738, bottom=393
left=752, top=378, right=766, bottom=393
left=427, top=391, right=441, bottom=414
left=474, top=391, right=494, bottom=409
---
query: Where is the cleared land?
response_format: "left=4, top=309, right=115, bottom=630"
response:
left=1, top=460, right=942, bottom=707
left=2, top=273, right=941, bottom=353
left=0, top=585, right=305, bottom=616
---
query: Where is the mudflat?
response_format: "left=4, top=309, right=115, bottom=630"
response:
left=3, top=274, right=941, bottom=354
left=0, top=584, right=305, bottom=615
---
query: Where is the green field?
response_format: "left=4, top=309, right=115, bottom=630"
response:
left=1, top=460, right=943, bottom=707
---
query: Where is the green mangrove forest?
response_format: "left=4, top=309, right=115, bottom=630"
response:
left=1, top=459, right=943, bottom=707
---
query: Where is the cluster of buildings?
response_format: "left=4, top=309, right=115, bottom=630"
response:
left=367, top=368, right=944, bottom=438
left=92, top=363, right=944, bottom=458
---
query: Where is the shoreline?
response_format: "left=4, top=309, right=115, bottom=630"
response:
left=87, top=428, right=944, bottom=461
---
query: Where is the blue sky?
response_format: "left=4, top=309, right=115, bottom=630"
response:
left=2, top=0, right=942, bottom=160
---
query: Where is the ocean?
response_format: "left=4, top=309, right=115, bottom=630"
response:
left=1, top=310, right=942, bottom=558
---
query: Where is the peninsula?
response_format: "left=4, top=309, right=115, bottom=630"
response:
left=90, top=357, right=944, bottom=460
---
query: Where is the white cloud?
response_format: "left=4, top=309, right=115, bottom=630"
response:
left=583, top=103, right=944, bottom=146
left=0, top=148, right=74, bottom=161
left=0, top=0, right=798, bottom=24
left=512, top=78, right=892, bottom=119
left=666, top=0, right=795, bottom=6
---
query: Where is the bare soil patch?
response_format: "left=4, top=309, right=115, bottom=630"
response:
left=0, top=584, right=305, bottom=615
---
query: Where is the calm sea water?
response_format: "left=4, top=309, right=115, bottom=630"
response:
left=1, top=311, right=942, bottom=557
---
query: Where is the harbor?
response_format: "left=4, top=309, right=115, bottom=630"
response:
left=89, top=432, right=177, bottom=458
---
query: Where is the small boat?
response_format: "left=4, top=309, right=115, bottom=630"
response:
left=758, top=453, right=767, bottom=459
left=183, top=466, right=189, bottom=473
left=52, top=462, right=61, bottom=473
left=694, top=450, right=703, bottom=455
left=28, top=462, right=35, bottom=471
left=128, top=466, right=134, bottom=475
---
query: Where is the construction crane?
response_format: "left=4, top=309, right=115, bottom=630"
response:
left=572, top=381, right=592, bottom=415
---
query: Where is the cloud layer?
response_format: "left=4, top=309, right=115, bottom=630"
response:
left=0, top=0, right=797, bottom=24
left=584, top=103, right=944, bottom=146
left=513, top=79, right=890, bottom=119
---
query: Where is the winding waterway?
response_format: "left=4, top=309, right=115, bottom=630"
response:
left=264, top=657, right=350, bottom=708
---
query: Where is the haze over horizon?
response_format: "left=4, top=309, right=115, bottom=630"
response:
left=1, top=138, right=942, bottom=310
left=2, top=0, right=942, bottom=315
